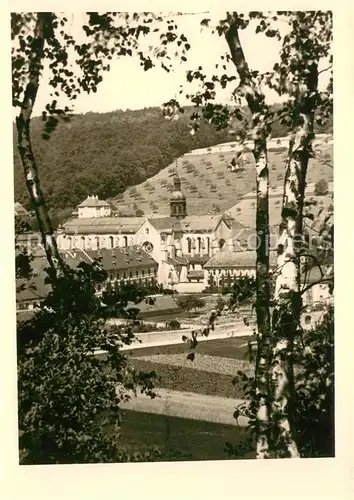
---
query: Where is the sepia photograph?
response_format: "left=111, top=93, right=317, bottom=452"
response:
left=11, top=9, right=335, bottom=468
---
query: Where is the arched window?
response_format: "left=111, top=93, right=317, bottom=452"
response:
left=109, top=236, right=114, bottom=249
left=123, top=236, right=128, bottom=247
left=187, top=237, right=192, bottom=253
left=206, top=237, right=210, bottom=255
left=305, top=315, right=312, bottom=325
left=67, top=236, right=72, bottom=250
left=219, top=239, right=225, bottom=249
left=197, top=237, right=201, bottom=254
left=81, top=236, right=85, bottom=249
left=96, top=236, right=100, bottom=250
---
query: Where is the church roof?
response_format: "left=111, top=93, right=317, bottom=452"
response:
left=148, top=214, right=223, bottom=233
left=63, top=246, right=158, bottom=271
left=204, top=250, right=278, bottom=269
left=78, top=195, right=111, bottom=208
left=62, top=217, right=144, bottom=234
left=170, top=190, right=186, bottom=201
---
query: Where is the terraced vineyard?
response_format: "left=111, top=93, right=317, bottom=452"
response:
left=110, top=140, right=333, bottom=219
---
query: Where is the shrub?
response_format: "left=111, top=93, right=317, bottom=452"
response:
left=176, top=295, right=206, bottom=313
left=314, top=178, right=328, bottom=196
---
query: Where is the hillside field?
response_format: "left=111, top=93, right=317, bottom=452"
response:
left=112, top=140, right=333, bottom=224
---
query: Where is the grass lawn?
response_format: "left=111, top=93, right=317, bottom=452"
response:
left=127, top=335, right=251, bottom=360
left=118, top=410, right=254, bottom=461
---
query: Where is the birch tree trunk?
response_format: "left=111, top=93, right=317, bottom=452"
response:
left=271, top=61, right=318, bottom=458
left=15, top=13, right=64, bottom=278
left=225, top=21, right=272, bottom=459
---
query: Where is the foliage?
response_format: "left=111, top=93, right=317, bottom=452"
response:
left=176, top=294, right=206, bottom=313
left=314, top=178, right=329, bottom=196
left=17, top=260, right=161, bottom=464
left=230, top=305, right=334, bottom=458
left=13, top=108, right=231, bottom=221
left=292, top=306, right=334, bottom=457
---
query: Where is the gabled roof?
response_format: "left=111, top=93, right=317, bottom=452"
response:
left=78, top=195, right=111, bottom=208
left=62, top=217, right=144, bottom=235
left=181, top=215, right=223, bottom=232
left=62, top=247, right=158, bottom=271
left=204, top=250, right=278, bottom=269
left=147, top=217, right=175, bottom=232
left=147, top=214, right=224, bottom=233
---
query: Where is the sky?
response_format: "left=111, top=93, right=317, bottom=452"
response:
left=15, top=12, right=330, bottom=117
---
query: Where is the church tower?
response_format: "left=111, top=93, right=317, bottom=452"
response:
left=170, top=175, right=187, bottom=219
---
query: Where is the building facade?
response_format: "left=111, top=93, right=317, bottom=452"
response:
left=57, top=177, right=244, bottom=287
left=16, top=246, right=158, bottom=314
left=77, top=195, right=112, bottom=219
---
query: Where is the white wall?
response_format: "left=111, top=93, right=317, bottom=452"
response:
left=78, top=206, right=111, bottom=219
left=57, top=232, right=136, bottom=251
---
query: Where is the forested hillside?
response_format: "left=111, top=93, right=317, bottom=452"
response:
left=13, top=104, right=332, bottom=225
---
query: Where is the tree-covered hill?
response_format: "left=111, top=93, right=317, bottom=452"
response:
left=13, top=107, right=230, bottom=222
left=13, top=104, right=332, bottom=225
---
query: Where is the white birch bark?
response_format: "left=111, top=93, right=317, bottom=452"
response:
left=271, top=105, right=316, bottom=458
left=15, top=13, right=65, bottom=277
left=225, top=20, right=271, bottom=459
